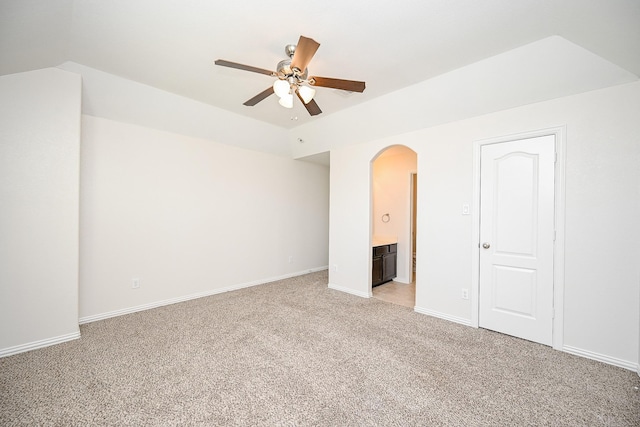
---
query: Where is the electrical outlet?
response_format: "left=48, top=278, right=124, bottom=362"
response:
left=461, top=288, right=469, bottom=300
left=132, top=278, right=140, bottom=289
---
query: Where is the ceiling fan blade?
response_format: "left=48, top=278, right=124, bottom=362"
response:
left=243, top=87, right=275, bottom=106
left=214, top=59, right=275, bottom=76
left=295, top=90, right=322, bottom=116
left=309, top=76, right=366, bottom=93
left=290, top=36, right=320, bottom=72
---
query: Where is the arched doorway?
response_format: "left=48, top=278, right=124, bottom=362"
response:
left=370, top=145, right=417, bottom=307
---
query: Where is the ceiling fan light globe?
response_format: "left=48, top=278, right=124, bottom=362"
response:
left=278, top=94, right=294, bottom=109
left=273, top=80, right=290, bottom=98
left=298, top=86, right=316, bottom=104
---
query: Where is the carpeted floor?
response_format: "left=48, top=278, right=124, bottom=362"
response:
left=1, top=270, right=639, bottom=426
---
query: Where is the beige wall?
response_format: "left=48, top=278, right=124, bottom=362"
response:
left=80, top=115, right=329, bottom=321
left=0, top=67, right=330, bottom=356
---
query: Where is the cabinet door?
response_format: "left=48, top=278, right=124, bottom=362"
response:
left=372, top=256, right=383, bottom=286
left=382, top=253, right=397, bottom=282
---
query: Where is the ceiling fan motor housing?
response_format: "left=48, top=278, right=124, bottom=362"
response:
left=276, top=59, right=308, bottom=82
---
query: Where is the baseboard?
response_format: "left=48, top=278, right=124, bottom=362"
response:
left=411, top=310, right=638, bottom=372
left=327, top=283, right=371, bottom=299
left=80, top=266, right=328, bottom=325
left=563, top=345, right=638, bottom=372
left=0, top=331, right=81, bottom=358
left=413, top=306, right=473, bottom=327
left=394, top=276, right=411, bottom=285
left=407, top=308, right=637, bottom=372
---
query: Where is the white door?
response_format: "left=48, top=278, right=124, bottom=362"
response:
left=479, top=135, right=555, bottom=345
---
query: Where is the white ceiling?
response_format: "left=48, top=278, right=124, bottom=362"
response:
left=1, top=0, right=639, bottom=130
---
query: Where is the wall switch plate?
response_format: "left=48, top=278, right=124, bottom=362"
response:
left=461, top=288, right=469, bottom=299
left=132, top=278, right=140, bottom=289
left=462, top=203, right=470, bottom=215
left=288, top=255, right=293, bottom=263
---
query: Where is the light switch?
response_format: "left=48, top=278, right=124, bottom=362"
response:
left=462, top=203, right=470, bottom=215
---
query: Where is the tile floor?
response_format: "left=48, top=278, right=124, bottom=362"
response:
left=372, top=280, right=415, bottom=308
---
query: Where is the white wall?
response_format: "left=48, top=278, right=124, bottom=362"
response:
left=0, top=68, right=81, bottom=355
left=372, top=146, right=417, bottom=283
left=290, top=36, right=637, bottom=160
left=328, top=81, right=640, bottom=370
left=58, top=62, right=292, bottom=158
left=80, top=115, right=329, bottom=321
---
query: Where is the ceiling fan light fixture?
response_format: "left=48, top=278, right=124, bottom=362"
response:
left=297, top=85, right=316, bottom=104
left=215, top=35, right=365, bottom=117
left=278, top=93, right=294, bottom=109
left=273, top=79, right=290, bottom=98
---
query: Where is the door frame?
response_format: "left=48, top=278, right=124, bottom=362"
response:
left=471, top=126, right=566, bottom=351
left=409, top=172, right=417, bottom=284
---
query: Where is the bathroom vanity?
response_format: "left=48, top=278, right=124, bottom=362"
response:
left=372, top=238, right=397, bottom=287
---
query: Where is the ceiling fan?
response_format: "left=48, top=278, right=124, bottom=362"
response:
left=214, top=36, right=366, bottom=116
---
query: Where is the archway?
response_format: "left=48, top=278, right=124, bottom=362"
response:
left=370, top=145, right=417, bottom=307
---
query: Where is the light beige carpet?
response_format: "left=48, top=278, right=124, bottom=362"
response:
left=1, top=271, right=639, bottom=426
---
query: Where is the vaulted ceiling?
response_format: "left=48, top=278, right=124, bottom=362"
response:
left=2, top=0, right=639, bottom=131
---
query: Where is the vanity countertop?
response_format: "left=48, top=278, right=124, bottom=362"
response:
left=372, top=236, right=398, bottom=247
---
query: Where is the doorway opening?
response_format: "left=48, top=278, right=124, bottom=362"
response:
left=370, top=145, right=417, bottom=308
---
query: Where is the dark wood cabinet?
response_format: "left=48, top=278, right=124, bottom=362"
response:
left=372, top=243, right=397, bottom=287
left=372, top=255, right=383, bottom=285
left=382, top=251, right=397, bottom=283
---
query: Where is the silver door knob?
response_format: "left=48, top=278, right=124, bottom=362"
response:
left=482, top=242, right=491, bottom=249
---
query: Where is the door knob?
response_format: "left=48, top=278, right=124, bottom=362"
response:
left=482, top=242, right=491, bottom=249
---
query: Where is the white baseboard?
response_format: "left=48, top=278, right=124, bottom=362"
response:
left=563, top=345, right=638, bottom=372
left=412, top=310, right=638, bottom=372
left=413, top=306, right=473, bottom=327
left=327, top=283, right=371, bottom=298
left=80, top=266, right=328, bottom=325
left=0, top=331, right=81, bottom=358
